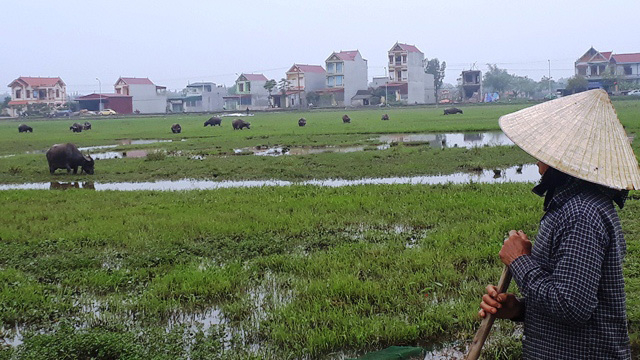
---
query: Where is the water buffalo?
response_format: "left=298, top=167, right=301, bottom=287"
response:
left=171, top=124, right=182, bottom=133
left=70, top=123, right=83, bottom=132
left=204, top=117, right=222, bottom=127
left=342, top=114, right=351, bottom=123
left=232, top=119, right=250, bottom=130
left=46, top=143, right=95, bottom=175
left=18, top=124, right=33, bottom=133
left=83, top=121, right=92, bottom=130
left=381, top=114, right=389, bottom=121
left=443, top=107, right=463, bottom=115
left=298, top=118, right=307, bottom=127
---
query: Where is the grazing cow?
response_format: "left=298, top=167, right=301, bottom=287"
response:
left=298, top=118, right=307, bottom=127
left=381, top=114, right=389, bottom=121
left=83, top=121, right=92, bottom=130
left=232, top=119, right=251, bottom=130
left=204, top=117, right=222, bottom=126
left=18, top=124, right=33, bottom=133
left=342, top=114, right=351, bottom=123
left=70, top=123, right=83, bottom=132
left=46, top=143, right=95, bottom=175
left=443, top=107, right=463, bottom=115
left=171, top=124, right=182, bottom=133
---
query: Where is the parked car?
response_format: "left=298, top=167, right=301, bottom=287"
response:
left=49, top=110, right=71, bottom=118
left=628, top=89, right=640, bottom=96
left=99, top=109, right=117, bottom=116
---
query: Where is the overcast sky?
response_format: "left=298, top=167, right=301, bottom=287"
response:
left=3, top=0, right=639, bottom=94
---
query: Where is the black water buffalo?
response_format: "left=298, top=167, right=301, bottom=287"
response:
left=232, top=119, right=250, bottom=130
left=46, top=143, right=95, bottom=175
left=342, top=114, right=351, bottom=123
left=298, top=118, right=307, bottom=127
left=70, top=123, right=83, bottom=132
left=204, top=117, right=222, bottom=126
left=18, top=124, right=33, bottom=133
left=443, top=107, right=463, bottom=115
left=171, top=124, right=182, bottom=133
left=381, top=114, right=389, bottom=121
left=83, top=121, right=92, bottom=130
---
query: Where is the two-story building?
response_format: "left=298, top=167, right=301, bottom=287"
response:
left=386, top=43, right=435, bottom=104
left=575, top=47, right=640, bottom=91
left=284, top=64, right=326, bottom=108
left=318, top=50, right=368, bottom=107
left=114, top=77, right=167, bottom=114
left=168, top=82, right=227, bottom=113
left=7, top=76, right=66, bottom=117
left=224, top=74, right=270, bottom=110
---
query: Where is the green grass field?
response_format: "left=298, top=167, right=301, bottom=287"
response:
left=0, top=101, right=639, bottom=359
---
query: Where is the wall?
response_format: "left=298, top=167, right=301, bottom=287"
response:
left=344, top=54, right=368, bottom=106
left=129, top=84, right=167, bottom=113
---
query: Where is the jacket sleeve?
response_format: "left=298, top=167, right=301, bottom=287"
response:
left=509, top=207, right=607, bottom=325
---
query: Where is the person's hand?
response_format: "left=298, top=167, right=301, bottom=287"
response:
left=478, top=285, right=524, bottom=320
left=499, top=230, right=531, bottom=266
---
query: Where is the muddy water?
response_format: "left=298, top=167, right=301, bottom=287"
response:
left=0, top=164, right=539, bottom=191
left=90, top=150, right=150, bottom=160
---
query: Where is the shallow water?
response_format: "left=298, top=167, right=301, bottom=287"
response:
left=0, top=164, right=538, bottom=191
left=90, top=149, right=150, bottom=160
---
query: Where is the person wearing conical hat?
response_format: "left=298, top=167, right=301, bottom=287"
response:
left=478, top=89, right=638, bottom=359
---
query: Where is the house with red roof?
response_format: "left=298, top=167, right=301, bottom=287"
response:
left=6, top=77, right=66, bottom=117
left=386, top=42, right=435, bottom=104
left=114, top=77, right=167, bottom=113
left=317, top=50, right=368, bottom=107
left=283, top=64, right=326, bottom=108
left=224, top=73, right=270, bottom=110
left=575, top=47, right=640, bottom=92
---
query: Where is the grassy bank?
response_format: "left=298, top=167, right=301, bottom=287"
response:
left=1, top=184, right=638, bottom=358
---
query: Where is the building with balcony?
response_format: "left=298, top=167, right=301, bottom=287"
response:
left=224, top=73, right=269, bottom=110
left=7, top=76, right=66, bottom=117
left=167, top=82, right=227, bottom=113
left=386, top=43, right=435, bottom=104
left=284, top=64, right=326, bottom=108
left=114, top=77, right=167, bottom=113
left=318, top=50, right=368, bottom=107
left=575, top=47, right=640, bottom=92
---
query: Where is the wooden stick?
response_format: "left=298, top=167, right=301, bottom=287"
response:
left=465, top=265, right=512, bottom=360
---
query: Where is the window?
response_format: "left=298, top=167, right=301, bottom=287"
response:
left=205, top=85, right=211, bottom=92
left=335, top=76, right=343, bottom=86
left=577, top=66, right=587, bottom=76
left=246, top=82, right=251, bottom=92
left=238, top=83, right=244, bottom=92
left=336, top=62, right=343, bottom=73
left=327, top=63, right=335, bottom=73
left=16, top=89, right=21, bottom=99
left=328, top=76, right=335, bottom=87
left=56, top=89, right=60, bottom=98
left=402, top=55, right=407, bottom=63
left=27, top=90, right=31, bottom=98
left=624, top=65, right=632, bottom=75
left=389, top=55, right=393, bottom=64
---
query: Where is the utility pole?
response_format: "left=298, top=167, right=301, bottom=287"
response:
left=96, top=78, right=102, bottom=111
left=384, top=66, right=388, bottom=107
left=548, top=60, right=552, bottom=97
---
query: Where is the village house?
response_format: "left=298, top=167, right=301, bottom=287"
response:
left=224, top=74, right=270, bottom=110
left=114, top=77, right=167, bottom=114
left=284, top=64, right=326, bottom=108
left=385, top=43, right=435, bottom=104
left=575, top=47, right=640, bottom=92
left=6, top=76, right=66, bottom=117
left=317, top=50, right=368, bottom=107
left=167, top=82, right=226, bottom=113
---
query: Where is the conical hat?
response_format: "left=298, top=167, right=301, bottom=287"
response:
left=499, top=89, right=640, bottom=190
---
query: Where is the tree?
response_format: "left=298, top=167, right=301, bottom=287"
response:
left=565, top=76, right=588, bottom=94
left=305, top=91, right=319, bottom=106
left=483, top=64, right=512, bottom=94
left=1, top=96, right=10, bottom=109
left=277, top=78, right=290, bottom=95
left=511, top=75, right=537, bottom=98
left=425, top=58, right=446, bottom=102
left=264, top=79, right=277, bottom=107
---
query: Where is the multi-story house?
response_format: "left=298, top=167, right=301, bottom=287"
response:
left=173, top=82, right=226, bottom=113
left=225, top=74, right=270, bottom=110
left=114, top=77, right=167, bottom=113
left=7, top=76, right=66, bottom=117
left=575, top=47, right=640, bottom=92
left=319, top=50, right=368, bottom=106
left=387, top=43, right=435, bottom=104
left=284, top=64, right=326, bottom=108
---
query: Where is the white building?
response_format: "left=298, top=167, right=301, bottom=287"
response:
left=575, top=47, right=640, bottom=91
left=387, top=43, right=435, bottom=104
left=284, top=64, right=326, bottom=108
left=7, top=77, right=66, bottom=117
left=114, top=77, right=167, bottom=114
left=225, top=74, right=270, bottom=110
left=319, top=50, right=368, bottom=107
left=183, top=82, right=226, bottom=112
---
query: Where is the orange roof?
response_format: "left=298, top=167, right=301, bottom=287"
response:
left=613, top=53, right=640, bottom=63
left=9, top=77, right=64, bottom=88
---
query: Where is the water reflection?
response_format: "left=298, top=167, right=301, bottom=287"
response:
left=50, top=182, right=95, bottom=190
left=376, top=131, right=514, bottom=149
left=90, top=150, right=149, bottom=160
left=0, top=165, right=540, bottom=191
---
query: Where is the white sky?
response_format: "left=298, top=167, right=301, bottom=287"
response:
left=2, top=0, right=639, bottom=94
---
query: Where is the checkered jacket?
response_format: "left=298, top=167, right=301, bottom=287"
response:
left=510, top=179, right=631, bottom=359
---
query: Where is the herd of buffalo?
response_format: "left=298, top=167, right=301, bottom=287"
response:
left=17, top=108, right=464, bottom=175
